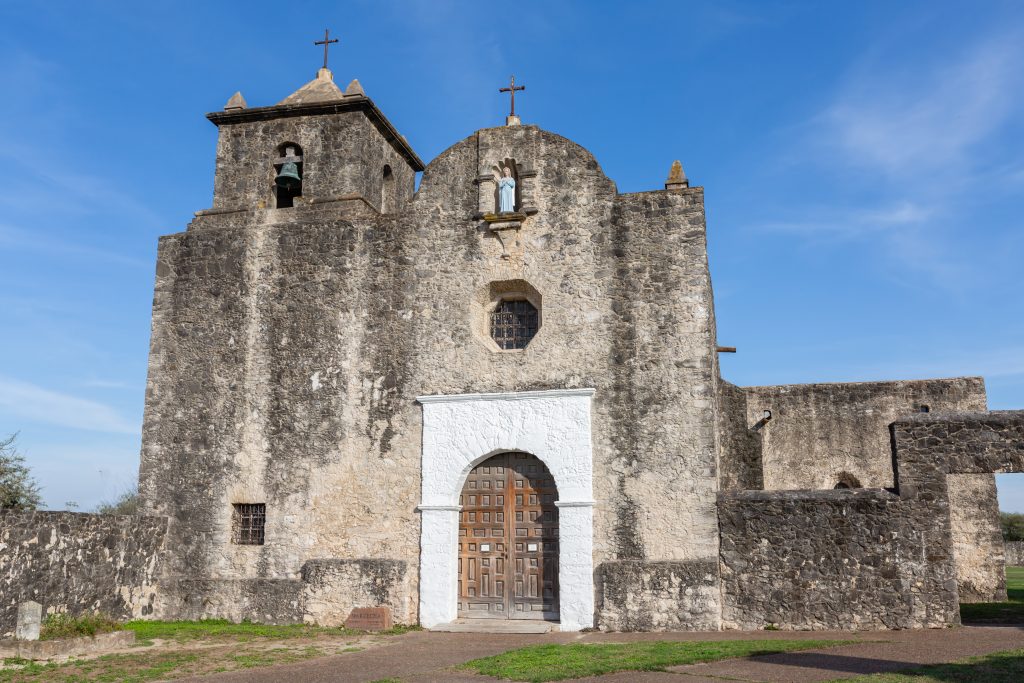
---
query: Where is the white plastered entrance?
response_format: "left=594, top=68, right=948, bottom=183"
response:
left=416, top=388, right=596, bottom=631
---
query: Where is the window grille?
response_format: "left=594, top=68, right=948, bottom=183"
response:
left=490, top=299, right=539, bottom=350
left=232, top=503, right=266, bottom=545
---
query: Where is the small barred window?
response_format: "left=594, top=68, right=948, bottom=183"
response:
left=490, top=299, right=539, bottom=350
left=232, top=503, right=265, bottom=545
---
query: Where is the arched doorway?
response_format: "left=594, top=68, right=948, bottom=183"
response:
left=457, top=451, right=559, bottom=620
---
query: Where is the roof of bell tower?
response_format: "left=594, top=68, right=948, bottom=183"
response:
left=278, top=67, right=346, bottom=105
left=206, top=68, right=424, bottom=171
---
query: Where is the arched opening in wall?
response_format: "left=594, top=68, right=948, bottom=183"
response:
left=381, top=164, right=395, bottom=214
left=458, top=451, right=559, bottom=621
left=834, top=471, right=862, bottom=489
left=273, top=143, right=303, bottom=209
left=492, top=158, right=520, bottom=214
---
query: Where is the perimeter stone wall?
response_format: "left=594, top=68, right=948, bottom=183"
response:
left=742, top=377, right=987, bottom=490
left=718, top=490, right=929, bottom=630
left=720, top=410, right=1024, bottom=630
left=729, top=377, right=998, bottom=603
left=0, top=512, right=166, bottom=636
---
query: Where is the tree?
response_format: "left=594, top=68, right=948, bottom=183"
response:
left=1001, top=512, right=1024, bottom=542
left=0, top=433, right=42, bottom=511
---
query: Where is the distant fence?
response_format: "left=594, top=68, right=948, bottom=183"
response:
left=1007, top=541, right=1024, bottom=566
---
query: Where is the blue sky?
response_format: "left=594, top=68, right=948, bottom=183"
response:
left=1, top=1, right=1022, bottom=511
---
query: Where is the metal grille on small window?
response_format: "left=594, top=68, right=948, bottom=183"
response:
left=232, top=503, right=265, bottom=545
left=490, top=299, right=538, bottom=350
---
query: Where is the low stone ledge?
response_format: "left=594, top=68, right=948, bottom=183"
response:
left=595, top=560, right=720, bottom=632
left=717, top=488, right=898, bottom=502
left=0, top=630, right=135, bottom=660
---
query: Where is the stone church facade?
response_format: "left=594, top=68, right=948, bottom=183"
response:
left=132, top=66, right=1012, bottom=632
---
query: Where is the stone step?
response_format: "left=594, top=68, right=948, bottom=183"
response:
left=430, top=619, right=558, bottom=634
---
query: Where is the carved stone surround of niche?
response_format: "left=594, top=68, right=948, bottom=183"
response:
left=474, top=159, right=538, bottom=259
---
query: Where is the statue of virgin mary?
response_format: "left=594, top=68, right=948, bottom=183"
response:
left=498, top=167, right=516, bottom=213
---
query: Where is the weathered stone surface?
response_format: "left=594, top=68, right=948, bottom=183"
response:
left=721, top=411, right=1024, bottom=630
left=1006, top=541, right=1024, bottom=566
left=727, top=378, right=998, bottom=603
left=595, top=561, right=719, bottom=631
left=719, top=489, right=936, bottom=630
left=159, top=578, right=304, bottom=624
left=716, top=380, right=762, bottom=491
left=0, top=512, right=166, bottom=637
left=302, top=559, right=408, bottom=627
left=742, top=377, right=987, bottom=490
left=947, top=473, right=1005, bottom=602
left=15, top=601, right=40, bottom=641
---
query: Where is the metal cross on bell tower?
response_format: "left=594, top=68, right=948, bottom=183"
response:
left=314, top=29, right=339, bottom=71
left=499, top=74, right=525, bottom=126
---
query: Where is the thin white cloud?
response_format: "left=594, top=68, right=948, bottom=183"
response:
left=756, top=27, right=1024, bottom=293
left=822, top=32, right=1023, bottom=178
left=759, top=200, right=931, bottom=239
left=0, top=223, right=149, bottom=268
left=0, top=376, right=139, bottom=435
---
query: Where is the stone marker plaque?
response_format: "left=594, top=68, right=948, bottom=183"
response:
left=16, top=601, right=42, bottom=641
left=345, top=607, right=392, bottom=631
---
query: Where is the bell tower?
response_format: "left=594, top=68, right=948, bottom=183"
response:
left=203, top=62, right=423, bottom=214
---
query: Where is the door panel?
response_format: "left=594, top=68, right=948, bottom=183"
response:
left=457, top=452, right=559, bottom=620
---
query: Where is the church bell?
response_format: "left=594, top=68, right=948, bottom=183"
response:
left=275, top=161, right=302, bottom=191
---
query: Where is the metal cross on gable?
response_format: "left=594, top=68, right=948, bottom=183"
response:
left=499, top=74, right=525, bottom=117
left=314, top=29, right=339, bottom=70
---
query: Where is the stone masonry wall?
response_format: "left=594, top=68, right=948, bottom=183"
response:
left=158, top=559, right=407, bottom=626
left=717, top=380, right=763, bottom=491
left=595, top=561, right=719, bottom=631
left=721, top=411, right=1024, bottom=630
left=738, top=378, right=996, bottom=604
left=0, top=512, right=167, bottom=636
left=718, top=490, right=929, bottom=630
left=743, top=377, right=986, bottom=490
left=301, top=559, right=408, bottom=627
left=1006, top=541, right=1024, bottom=566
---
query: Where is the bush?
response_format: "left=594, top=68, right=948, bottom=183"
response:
left=40, top=613, right=123, bottom=640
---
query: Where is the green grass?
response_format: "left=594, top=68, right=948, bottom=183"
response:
left=462, top=639, right=849, bottom=682
left=0, top=645, right=347, bottom=682
left=39, top=613, right=122, bottom=641
left=122, top=618, right=421, bottom=642
left=960, top=566, right=1024, bottom=623
left=829, top=647, right=1024, bottom=682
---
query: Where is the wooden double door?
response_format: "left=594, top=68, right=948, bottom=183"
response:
left=457, top=452, right=559, bottom=620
